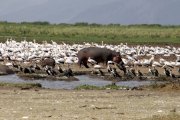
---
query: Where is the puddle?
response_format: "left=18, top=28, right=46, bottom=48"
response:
left=0, top=74, right=162, bottom=89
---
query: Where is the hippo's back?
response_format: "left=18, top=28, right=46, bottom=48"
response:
left=78, top=47, right=114, bottom=57
left=77, top=47, right=118, bottom=63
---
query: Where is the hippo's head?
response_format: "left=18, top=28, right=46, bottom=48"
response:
left=112, top=55, right=122, bottom=63
left=113, top=55, right=126, bottom=74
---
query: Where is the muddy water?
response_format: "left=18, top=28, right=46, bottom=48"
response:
left=0, top=74, right=158, bottom=89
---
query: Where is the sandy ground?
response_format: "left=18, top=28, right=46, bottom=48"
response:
left=0, top=88, right=180, bottom=120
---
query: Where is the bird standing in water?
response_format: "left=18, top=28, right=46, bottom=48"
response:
left=57, top=65, right=64, bottom=73
left=111, top=68, right=121, bottom=78
left=153, top=67, right=159, bottom=77
left=34, top=63, right=41, bottom=70
left=130, top=68, right=136, bottom=76
left=164, top=67, right=170, bottom=77
left=44, top=65, right=57, bottom=76
left=107, top=65, right=112, bottom=73
left=98, top=69, right=104, bottom=76
left=137, top=70, right=144, bottom=80
left=64, top=68, right=73, bottom=77
left=137, top=70, right=143, bottom=77
left=169, top=69, right=176, bottom=79
left=149, top=67, right=154, bottom=76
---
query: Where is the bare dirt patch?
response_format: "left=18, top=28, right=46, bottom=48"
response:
left=0, top=89, right=180, bottom=120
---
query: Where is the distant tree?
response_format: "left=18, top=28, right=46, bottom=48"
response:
left=74, top=22, right=89, bottom=26
left=21, top=21, right=50, bottom=25
left=89, top=23, right=101, bottom=27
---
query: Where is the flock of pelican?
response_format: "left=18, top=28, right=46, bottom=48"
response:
left=0, top=39, right=180, bottom=79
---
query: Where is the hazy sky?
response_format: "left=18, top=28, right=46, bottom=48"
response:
left=0, top=0, right=180, bottom=25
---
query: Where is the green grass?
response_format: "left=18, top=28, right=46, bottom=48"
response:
left=75, top=84, right=101, bottom=90
left=0, top=21, right=180, bottom=45
left=75, top=84, right=129, bottom=90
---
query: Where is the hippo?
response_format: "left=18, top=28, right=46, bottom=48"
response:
left=40, top=57, right=56, bottom=68
left=0, top=64, right=14, bottom=75
left=77, top=47, right=126, bottom=73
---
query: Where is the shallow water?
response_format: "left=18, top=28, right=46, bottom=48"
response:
left=0, top=74, right=159, bottom=89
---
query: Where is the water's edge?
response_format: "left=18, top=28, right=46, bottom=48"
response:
left=0, top=74, right=161, bottom=89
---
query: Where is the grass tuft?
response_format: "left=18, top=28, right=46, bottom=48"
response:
left=75, top=85, right=101, bottom=90
left=75, top=84, right=129, bottom=90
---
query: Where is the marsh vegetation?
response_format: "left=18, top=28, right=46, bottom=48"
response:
left=0, top=22, right=180, bottom=44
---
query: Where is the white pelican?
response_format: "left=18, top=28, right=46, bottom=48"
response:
left=94, top=65, right=102, bottom=69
